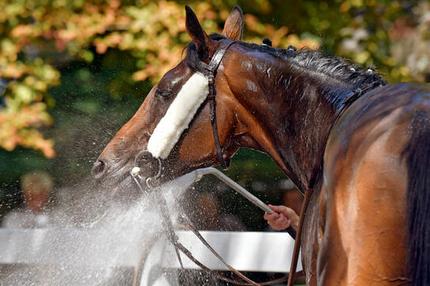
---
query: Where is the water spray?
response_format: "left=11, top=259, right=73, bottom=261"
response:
left=129, top=166, right=264, bottom=286
left=130, top=166, right=272, bottom=213
left=191, top=167, right=273, bottom=213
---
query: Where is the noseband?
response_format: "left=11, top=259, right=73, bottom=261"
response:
left=194, top=39, right=236, bottom=169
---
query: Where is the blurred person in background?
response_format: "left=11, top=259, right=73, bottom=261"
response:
left=280, top=188, right=303, bottom=216
left=183, top=191, right=246, bottom=232
left=194, top=192, right=246, bottom=231
left=2, top=171, right=53, bottom=228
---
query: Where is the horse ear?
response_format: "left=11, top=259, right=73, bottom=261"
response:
left=185, top=5, right=210, bottom=59
left=222, top=6, right=244, bottom=40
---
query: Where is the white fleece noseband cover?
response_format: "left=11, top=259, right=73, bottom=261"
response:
left=147, top=72, right=209, bottom=159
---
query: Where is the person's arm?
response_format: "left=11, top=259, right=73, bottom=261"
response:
left=264, top=204, right=299, bottom=231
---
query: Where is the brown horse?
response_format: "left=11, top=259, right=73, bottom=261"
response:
left=94, top=6, right=430, bottom=286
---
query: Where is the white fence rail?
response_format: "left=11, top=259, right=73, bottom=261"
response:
left=0, top=229, right=301, bottom=285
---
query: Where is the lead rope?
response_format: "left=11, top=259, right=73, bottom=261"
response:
left=180, top=214, right=293, bottom=286
left=155, top=191, right=260, bottom=286
left=132, top=174, right=185, bottom=270
left=132, top=174, right=296, bottom=285
left=287, top=189, right=312, bottom=286
left=133, top=173, right=259, bottom=285
left=156, top=192, right=185, bottom=270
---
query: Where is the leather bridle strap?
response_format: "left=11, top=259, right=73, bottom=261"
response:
left=287, top=188, right=312, bottom=286
left=196, top=40, right=236, bottom=169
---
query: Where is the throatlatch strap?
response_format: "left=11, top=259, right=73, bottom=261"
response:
left=209, top=95, right=226, bottom=168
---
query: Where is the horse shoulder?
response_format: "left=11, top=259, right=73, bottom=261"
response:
left=316, top=85, right=423, bottom=285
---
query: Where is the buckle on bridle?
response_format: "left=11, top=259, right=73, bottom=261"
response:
left=207, top=74, right=216, bottom=99
left=207, top=73, right=215, bottom=84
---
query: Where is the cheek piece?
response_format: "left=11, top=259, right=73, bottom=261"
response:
left=147, top=39, right=236, bottom=169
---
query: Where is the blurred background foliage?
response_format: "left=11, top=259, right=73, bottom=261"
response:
left=0, top=0, right=429, bottom=221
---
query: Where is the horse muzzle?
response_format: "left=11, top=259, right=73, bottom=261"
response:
left=91, top=149, right=162, bottom=185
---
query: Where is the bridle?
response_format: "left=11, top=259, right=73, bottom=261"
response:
left=132, top=39, right=305, bottom=285
left=136, top=39, right=235, bottom=188
left=182, top=39, right=306, bottom=286
left=193, top=38, right=237, bottom=170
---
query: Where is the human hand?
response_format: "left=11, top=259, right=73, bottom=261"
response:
left=264, top=205, right=299, bottom=231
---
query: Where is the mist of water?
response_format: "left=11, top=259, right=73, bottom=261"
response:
left=0, top=172, right=197, bottom=286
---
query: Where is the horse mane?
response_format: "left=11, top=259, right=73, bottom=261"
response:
left=289, top=49, right=385, bottom=90
left=238, top=40, right=386, bottom=109
left=185, top=33, right=386, bottom=109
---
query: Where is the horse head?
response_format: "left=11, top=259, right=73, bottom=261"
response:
left=94, top=6, right=288, bottom=188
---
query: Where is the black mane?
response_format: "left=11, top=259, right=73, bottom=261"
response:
left=291, top=49, right=385, bottom=89
left=236, top=39, right=385, bottom=87
left=237, top=40, right=386, bottom=109
left=186, top=34, right=386, bottom=109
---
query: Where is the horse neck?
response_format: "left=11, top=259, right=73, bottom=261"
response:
left=239, top=59, right=358, bottom=191
left=281, top=74, right=345, bottom=190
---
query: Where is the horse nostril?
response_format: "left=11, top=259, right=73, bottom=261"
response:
left=92, top=160, right=107, bottom=179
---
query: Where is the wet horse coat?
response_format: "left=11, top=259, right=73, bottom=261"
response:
left=305, top=84, right=430, bottom=285
left=96, top=6, right=430, bottom=286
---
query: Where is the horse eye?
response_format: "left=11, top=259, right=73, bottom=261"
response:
left=155, top=88, right=172, bottom=98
